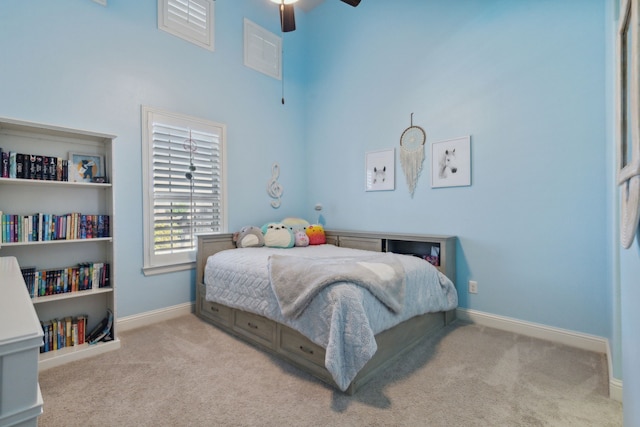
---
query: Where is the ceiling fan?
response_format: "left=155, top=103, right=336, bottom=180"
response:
left=270, top=0, right=362, bottom=33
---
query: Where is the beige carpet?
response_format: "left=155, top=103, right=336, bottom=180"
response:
left=38, top=314, right=622, bottom=426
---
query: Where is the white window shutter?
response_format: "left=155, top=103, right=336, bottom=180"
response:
left=158, top=0, right=214, bottom=51
left=142, top=107, right=226, bottom=274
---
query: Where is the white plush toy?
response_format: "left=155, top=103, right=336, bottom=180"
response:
left=261, top=222, right=295, bottom=248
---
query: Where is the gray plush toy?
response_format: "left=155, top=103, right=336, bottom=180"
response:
left=233, top=226, right=265, bottom=248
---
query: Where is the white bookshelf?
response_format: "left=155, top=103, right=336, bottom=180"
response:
left=0, top=117, right=120, bottom=370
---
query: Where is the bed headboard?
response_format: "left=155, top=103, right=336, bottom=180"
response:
left=195, top=233, right=235, bottom=286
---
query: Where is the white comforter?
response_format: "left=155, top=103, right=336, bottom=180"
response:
left=204, top=244, right=458, bottom=391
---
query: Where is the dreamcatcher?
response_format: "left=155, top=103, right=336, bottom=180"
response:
left=399, top=113, right=426, bottom=197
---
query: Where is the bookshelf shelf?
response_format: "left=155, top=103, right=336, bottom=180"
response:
left=0, top=116, right=119, bottom=371
left=0, top=176, right=111, bottom=189
left=31, top=287, right=113, bottom=305
left=0, top=237, right=113, bottom=248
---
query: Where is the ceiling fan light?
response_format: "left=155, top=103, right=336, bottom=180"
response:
left=270, top=0, right=298, bottom=4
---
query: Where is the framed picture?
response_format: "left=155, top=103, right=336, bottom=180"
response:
left=365, top=149, right=395, bottom=191
left=69, top=152, right=105, bottom=183
left=431, top=136, right=471, bottom=188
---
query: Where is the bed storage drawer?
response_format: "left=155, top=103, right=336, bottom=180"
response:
left=277, top=326, right=326, bottom=368
left=200, top=299, right=232, bottom=327
left=233, top=311, right=276, bottom=349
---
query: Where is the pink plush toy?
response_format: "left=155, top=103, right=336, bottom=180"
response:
left=294, top=230, right=309, bottom=247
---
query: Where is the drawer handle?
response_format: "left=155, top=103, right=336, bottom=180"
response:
left=247, top=322, right=258, bottom=329
left=299, top=345, right=314, bottom=355
left=209, top=305, right=219, bottom=312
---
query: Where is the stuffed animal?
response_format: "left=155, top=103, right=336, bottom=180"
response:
left=261, top=222, right=295, bottom=248
left=306, top=224, right=326, bottom=245
left=281, top=217, right=310, bottom=232
left=294, top=230, right=309, bottom=247
left=233, top=226, right=265, bottom=248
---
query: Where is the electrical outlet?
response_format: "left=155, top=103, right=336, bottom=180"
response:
left=468, top=280, right=478, bottom=294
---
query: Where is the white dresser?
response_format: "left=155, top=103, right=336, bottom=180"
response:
left=0, top=257, right=43, bottom=427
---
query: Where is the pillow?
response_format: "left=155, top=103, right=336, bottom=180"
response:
left=281, top=217, right=310, bottom=232
left=233, top=226, right=265, bottom=248
left=261, top=222, right=295, bottom=248
left=294, top=230, right=309, bottom=247
left=306, top=224, right=326, bottom=245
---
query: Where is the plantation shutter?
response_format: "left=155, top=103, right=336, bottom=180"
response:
left=151, top=122, right=222, bottom=255
left=159, top=0, right=214, bottom=51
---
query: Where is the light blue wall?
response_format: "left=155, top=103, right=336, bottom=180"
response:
left=304, top=0, right=610, bottom=337
left=0, top=0, right=309, bottom=317
left=3, top=0, right=636, bottom=412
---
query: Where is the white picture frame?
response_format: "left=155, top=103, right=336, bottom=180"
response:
left=365, top=149, right=395, bottom=191
left=431, top=136, right=471, bottom=188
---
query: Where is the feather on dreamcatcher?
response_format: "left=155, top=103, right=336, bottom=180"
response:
left=399, top=113, right=426, bottom=197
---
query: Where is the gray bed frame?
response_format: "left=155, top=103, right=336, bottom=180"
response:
left=195, top=230, right=457, bottom=394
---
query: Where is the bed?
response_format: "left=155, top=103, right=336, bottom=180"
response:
left=195, top=231, right=458, bottom=394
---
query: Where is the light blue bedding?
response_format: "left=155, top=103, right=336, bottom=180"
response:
left=204, top=244, right=458, bottom=391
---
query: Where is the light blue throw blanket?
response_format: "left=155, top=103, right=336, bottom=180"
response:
left=268, top=253, right=406, bottom=318
left=204, top=245, right=458, bottom=391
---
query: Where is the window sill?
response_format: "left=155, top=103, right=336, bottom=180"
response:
left=142, top=261, right=195, bottom=276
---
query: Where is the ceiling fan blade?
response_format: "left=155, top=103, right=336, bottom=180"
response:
left=280, top=3, right=296, bottom=32
left=339, top=0, right=361, bottom=6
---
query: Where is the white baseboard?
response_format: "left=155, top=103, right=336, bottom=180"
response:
left=456, top=308, right=623, bottom=402
left=116, top=302, right=194, bottom=332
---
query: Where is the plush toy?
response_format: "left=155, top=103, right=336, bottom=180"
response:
left=261, top=222, right=295, bottom=248
left=233, top=226, right=265, bottom=248
left=294, top=230, right=309, bottom=247
left=281, top=217, right=310, bottom=232
left=306, top=224, right=326, bottom=245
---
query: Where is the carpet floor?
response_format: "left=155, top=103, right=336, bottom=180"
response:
left=38, top=314, right=622, bottom=426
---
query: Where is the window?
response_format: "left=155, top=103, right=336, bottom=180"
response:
left=158, top=0, right=214, bottom=51
left=142, top=106, right=227, bottom=275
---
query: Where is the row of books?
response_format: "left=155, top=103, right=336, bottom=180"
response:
left=1, top=148, right=69, bottom=181
left=41, top=315, right=87, bottom=353
left=40, top=309, right=114, bottom=353
left=21, top=262, right=111, bottom=298
left=0, top=212, right=110, bottom=243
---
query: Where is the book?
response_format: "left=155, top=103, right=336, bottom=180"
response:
left=28, top=154, right=37, bottom=179
left=48, top=156, right=57, bottom=181
left=42, top=321, right=52, bottom=353
left=16, top=153, right=24, bottom=178
left=9, top=151, right=16, bottom=179
left=87, top=309, right=113, bottom=345
left=101, top=263, right=111, bottom=288
left=35, top=154, right=44, bottom=180
left=72, top=318, right=78, bottom=347
left=76, top=315, right=87, bottom=345
left=56, top=157, right=63, bottom=181
left=42, top=156, right=50, bottom=180
left=1, top=150, right=8, bottom=178
left=65, top=316, right=72, bottom=347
